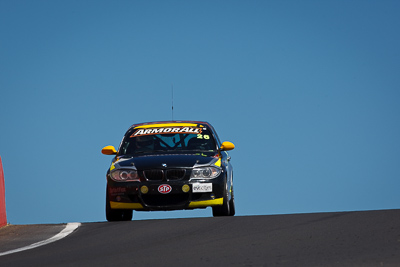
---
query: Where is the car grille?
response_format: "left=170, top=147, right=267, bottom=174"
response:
left=166, top=169, right=186, bottom=180
left=143, top=170, right=164, bottom=181
left=143, top=169, right=186, bottom=181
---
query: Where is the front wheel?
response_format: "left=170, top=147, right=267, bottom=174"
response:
left=229, top=186, right=235, bottom=216
left=212, top=182, right=232, bottom=217
left=106, top=186, right=133, bottom=221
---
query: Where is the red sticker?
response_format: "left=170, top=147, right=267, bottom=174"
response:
left=158, top=184, right=172, bottom=194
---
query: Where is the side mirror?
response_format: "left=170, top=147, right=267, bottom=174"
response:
left=220, top=141, right=235, bottom=151
left=102, top=145, right=117, bottom=155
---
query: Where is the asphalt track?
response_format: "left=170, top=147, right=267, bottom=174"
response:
left=0, top=209, right=399, bottom=266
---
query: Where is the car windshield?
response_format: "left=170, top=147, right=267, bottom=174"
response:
left=119, top=127, right=217, bottom=155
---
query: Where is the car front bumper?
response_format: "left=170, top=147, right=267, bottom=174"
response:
left=107, top=177, right=226, bottom=211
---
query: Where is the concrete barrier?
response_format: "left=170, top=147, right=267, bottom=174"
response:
left=0, top=156, right=7, bottom=227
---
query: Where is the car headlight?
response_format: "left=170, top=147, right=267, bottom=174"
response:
left=110, top=169, right=139, bottom=182
left=190, top=167, right=221, bottom=179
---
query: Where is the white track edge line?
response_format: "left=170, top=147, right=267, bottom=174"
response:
left=0, top=222, right=81, bottom=256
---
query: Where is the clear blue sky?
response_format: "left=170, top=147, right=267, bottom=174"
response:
left=1, top=0, right=399, bottom=224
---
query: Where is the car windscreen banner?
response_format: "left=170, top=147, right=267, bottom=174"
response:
left=131, top=127, right=203, bottom=137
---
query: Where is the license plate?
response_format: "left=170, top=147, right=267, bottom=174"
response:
left=192, top=183, right=212, bottom=193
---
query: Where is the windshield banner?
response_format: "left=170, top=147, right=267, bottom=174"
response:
left=131, top=127, right=203, bottom=137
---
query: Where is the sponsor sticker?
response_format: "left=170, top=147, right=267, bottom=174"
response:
left=192, top=183, right=212, bottom=193
left=131, top=127, right=202, bottom=137
left=109, top=187, right=127, bottom=196
left=158, top=184, right=172, bottom=194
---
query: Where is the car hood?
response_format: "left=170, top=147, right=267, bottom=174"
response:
left=113, top=153, right=218, bottom=170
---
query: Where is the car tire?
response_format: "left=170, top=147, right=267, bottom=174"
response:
left=212, top=181, right=231, bottom=217
left=229, top=186, right=235, bottom=216
left=106, top=186, right=133, bottom=221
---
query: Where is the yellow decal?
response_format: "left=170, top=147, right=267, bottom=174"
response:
left=110, top=163, right=115, bottom=171
left=140, top=186, right=149, bottom=194
left=214, top=158, right=221, bottom=167
left=188, top=198, right=223, bottom=208
left=197, top=134, right=210, bottom=139
left=182, top=184, right=190, bottom=193
left=110, top=201, right=144, bottom=209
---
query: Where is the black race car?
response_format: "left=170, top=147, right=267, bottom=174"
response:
left=101, top=121, right=235, bottom=221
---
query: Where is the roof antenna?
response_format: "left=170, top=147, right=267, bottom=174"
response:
left=171, top=84, right=174, bottom=121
